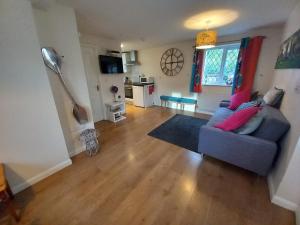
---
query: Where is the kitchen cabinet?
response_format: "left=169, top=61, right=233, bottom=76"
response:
left=132, top=84, right=154, bottom=107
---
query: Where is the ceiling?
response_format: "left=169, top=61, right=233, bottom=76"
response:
left=56, top=0, right=299, bottom=50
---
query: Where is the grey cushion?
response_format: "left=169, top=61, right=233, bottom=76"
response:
left=236, top=101, right=259, bottom=111
left=263, top=87, right=285, bottom=109
left=263, top=87, right=282, bottom=104
left=206, top=107, right=234, bottom=127
left=252, top=105, right=290, bottom=142
left=235, top=111, right=264, bottom=135
left=270, top=88, right=285, bottom=109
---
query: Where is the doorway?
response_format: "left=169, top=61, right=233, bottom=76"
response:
left=81, top=45, right=105, bottom=122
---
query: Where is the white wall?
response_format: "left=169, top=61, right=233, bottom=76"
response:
left=135, top=41, right=229, bottom=112
left=79, top=34, right=125, bottom=118
left=33, top=3, right=94, bottom=156
left=0, top=0, right=71, bottom=193
left=130, top=25, right=283, bottom=113
left=267, top=2, right=300, bottom=213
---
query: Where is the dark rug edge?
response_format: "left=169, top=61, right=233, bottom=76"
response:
left=148, top=114, right=208, bottom=153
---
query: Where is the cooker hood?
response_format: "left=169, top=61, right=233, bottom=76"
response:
left=122, top=50, right=138, bottom=65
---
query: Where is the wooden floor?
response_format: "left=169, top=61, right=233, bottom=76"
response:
left=1, top=105, right=295, bottom=225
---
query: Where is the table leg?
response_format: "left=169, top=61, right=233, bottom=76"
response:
left=6, top=199, right=20, bottom=222
left=0, top=191, right=20, bottom=222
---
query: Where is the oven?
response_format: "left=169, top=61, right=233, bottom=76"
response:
left=124, top=84, right=133, bottom=99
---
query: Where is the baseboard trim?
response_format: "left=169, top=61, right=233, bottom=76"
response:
left=268, top=175, right=299, bottom=211
left=11, top=159, right=72, bottom=194
left=268, top=175, right=276, bottom=201
left=68, top=147, right=83, bottom=157
left=197, top=110, right=214, bottom=116
left=154, top=103, right=214, bottom=115
left=272, top=195, right=299, bottom=211
left=296, top=208, right=300, bottom=225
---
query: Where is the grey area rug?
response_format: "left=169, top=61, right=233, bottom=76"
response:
left=148, top=114, right=208, bottom=153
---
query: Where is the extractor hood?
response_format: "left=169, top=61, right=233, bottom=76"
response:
left=122, top=50, right=138, bottom=65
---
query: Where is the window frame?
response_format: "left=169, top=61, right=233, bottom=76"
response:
left=202, top=42, right=240, bottom=87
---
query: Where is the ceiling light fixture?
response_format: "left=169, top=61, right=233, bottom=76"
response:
left=120, top=43, right=124, bottom=48
left=196, top=21, right=217, bottom=49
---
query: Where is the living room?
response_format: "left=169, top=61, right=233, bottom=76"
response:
left=0, top=0, right=300, bottom=224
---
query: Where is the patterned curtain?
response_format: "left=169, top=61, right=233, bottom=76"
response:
left=232, top=36, right=264, bottom=94
left=190, top=49, right=204, bottom=93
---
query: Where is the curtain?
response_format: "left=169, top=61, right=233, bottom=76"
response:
left=232, top=36, right=264, bottom=94
left=190, top=49, right=204, bottom=93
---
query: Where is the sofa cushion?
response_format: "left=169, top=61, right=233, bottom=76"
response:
left=214, top=106, right=260, bottom=131
left=228, top=90, right=251, bottom=110
left=207, top=107, right=234, bottom=127
left=252, top=105, right=290, bottom=142
left=234, top=111, right=264, bottom=135
left=236, top=101, right=259, bottom=111
left=263, top=87, right=284, bottom=106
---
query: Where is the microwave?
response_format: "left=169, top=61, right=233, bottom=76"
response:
left=140, top=77, right=154, bottom=83
left=140, top=77, right=148, bottom=83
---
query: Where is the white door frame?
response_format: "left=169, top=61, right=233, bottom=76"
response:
left=81, top=44, right=105, bottom=122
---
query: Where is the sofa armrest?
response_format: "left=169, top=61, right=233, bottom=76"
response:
left=198, top=125, right=277, bottom=175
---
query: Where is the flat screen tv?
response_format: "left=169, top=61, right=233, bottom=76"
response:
left=98, top=55, right=124, bottom=74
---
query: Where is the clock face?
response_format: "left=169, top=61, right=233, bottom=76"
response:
left=160, top=48, right=184, bottom=76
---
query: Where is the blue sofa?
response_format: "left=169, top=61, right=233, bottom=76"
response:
left=198, top=105, right=290, bottom=176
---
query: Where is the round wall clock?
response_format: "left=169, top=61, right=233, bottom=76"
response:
left=160, top=48, right=184, bottom=76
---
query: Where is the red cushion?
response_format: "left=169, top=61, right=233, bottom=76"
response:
left=228, top=90, right=251, bottom=110
left=214, top=106, right=260, bottom=131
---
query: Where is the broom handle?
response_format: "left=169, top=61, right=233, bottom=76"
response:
left=56, top=66, right=78, bottom=105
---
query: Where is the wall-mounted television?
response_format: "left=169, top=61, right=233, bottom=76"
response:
left=98, top=55, right=124, bottom=74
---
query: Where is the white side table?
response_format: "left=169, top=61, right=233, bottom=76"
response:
left=105, top=101, right=126, bottom=123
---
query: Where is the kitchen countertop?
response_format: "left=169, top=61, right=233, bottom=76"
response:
left=132, top=82, right=154, bottom=86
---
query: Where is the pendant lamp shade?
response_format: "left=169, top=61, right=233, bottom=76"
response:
left=196, top=30, right=217, bottom=49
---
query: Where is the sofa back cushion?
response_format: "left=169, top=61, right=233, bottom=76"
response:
left=228, top=90, right=251, bottom=110
left=263, top=87, right=284, bottom=108
left=252, top=106, right=290, bottom=142
left=214, top=106, right=260, bottom=131
left=234, top=111, right=264, bottom=135
left=236, top=101, right=259, bottom=111
left=207, top=107, right=234, bottom=127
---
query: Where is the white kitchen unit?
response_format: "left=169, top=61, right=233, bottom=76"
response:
left=132, top=84, right=154, bottom=107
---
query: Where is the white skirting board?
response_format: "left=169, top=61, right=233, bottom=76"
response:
left=267, top=175, right=299, bottom=211
left=296, top=208, right=300, bottom=225
left=11, top=159, right=72, bottom=194
left=68, top=146, right=84, bottom=157
left=154, top=103, right=214, bottom=115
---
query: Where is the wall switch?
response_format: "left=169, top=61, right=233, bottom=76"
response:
left=295, top=77, right=300, bottom=94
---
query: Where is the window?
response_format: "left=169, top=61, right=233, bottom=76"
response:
left=202, top=43, right=240, bottom=86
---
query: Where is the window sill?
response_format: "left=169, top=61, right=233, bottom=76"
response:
left=202, top=84, right=232, bottom=87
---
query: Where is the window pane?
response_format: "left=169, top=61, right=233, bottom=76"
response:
left=203, top=48, right=223, bottom=85
left=223, top=49, right=239, bottom=85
